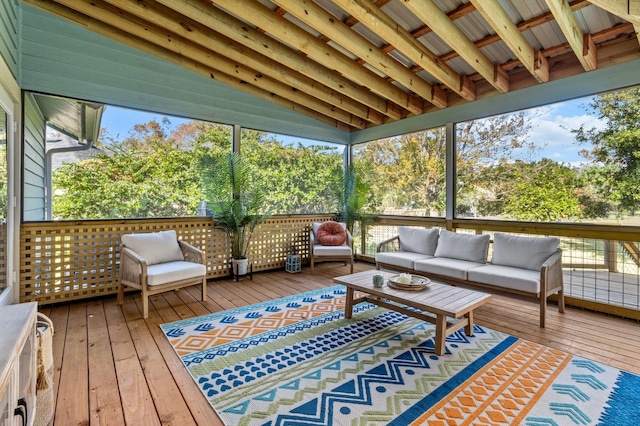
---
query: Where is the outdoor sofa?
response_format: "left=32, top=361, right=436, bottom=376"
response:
left=375, top=227, right=565, bottom=327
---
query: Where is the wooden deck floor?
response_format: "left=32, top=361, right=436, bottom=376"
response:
left=40, top=261, right=640, bottom=426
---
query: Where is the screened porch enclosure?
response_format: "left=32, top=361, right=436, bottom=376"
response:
left=2, top=0, right=639, bottom=321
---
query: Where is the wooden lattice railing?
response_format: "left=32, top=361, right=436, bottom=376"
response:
left=20, top=214, right=333, bottom=304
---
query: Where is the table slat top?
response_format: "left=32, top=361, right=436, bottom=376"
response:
left=333, top=270, right=491, bottom=318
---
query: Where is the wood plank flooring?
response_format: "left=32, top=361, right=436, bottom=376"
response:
left=39, top=261, right=640, bottom=426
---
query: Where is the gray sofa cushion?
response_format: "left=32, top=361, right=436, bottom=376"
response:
left=398, top=226, right=440, bottom=255
left=491, top=233, right=559, bottom=271
left=414, top=257, right=485, bottom=280
left=468, top=264, right=541, bottom=293
left=376, top=251, right=434, bottom=270
left=434, top=230, right=490, bottom=263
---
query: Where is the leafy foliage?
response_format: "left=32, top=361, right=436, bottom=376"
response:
left=334, top=163, right=376, bottom=234
left=200, top=152, right=270, bottom=259
left=503, top=159, right=582, bottom=221
left=574, top=87, right=640, bottom=214
left=240, top=129, right=343, bottom=214
left=354, top=127, right=446, bottom=215
left=52, top=119, right=221, bottom=219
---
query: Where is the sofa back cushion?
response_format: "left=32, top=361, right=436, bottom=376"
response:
left=398, top=227, right=439, bottom=255
left=122, top=230, right=184, bottom=265
left=491, top=232, right=559, bottom=271
left=434, top=230, right=490, bottom=263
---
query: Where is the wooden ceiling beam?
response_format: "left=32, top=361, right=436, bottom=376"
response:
left=332, top=0, right=476, bottom=101
left=151, top=0, right=389, bottom=124
left=50, top=0, right=368, bottom=129
left=207, top=0, right=409, bottom=119
left=402, top=0, right=509, bottom=93
left=22, top=0, right=351, bottom=130
left=438, top=0, right=589, bottom=63
left=270, top=0, right=446, bottom=109
left=545, top=0, right=597, bottom=71
left=587, top=0, right=640, bottom=25
left=470, top=0, right=549, bottom=83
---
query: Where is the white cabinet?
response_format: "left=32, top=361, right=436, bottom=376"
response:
left=0, top=303, right=37, bottom=426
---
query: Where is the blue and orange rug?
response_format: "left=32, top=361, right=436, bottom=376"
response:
left=161, top=285, right=640, bottom=425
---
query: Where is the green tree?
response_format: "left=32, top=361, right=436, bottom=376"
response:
left=574, top=87, right=640, bottom=214
left=354, top=112, right=534, bottom=217
left=52, top=120, right=231, bottom=219
left=240, top=129, right=344, bottom=214
left=502, top=159, right=582, bottom=221
left=355, top=127, right=446, bottom=215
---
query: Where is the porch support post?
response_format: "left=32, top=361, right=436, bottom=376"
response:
left=445, top=122, right=456, bottom=231
left=232, top=124, right=241, bottom=154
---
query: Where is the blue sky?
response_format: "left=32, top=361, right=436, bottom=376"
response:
left=99, top=96, right=602, bottom=163
left=524, top=97, right=604, bottom=165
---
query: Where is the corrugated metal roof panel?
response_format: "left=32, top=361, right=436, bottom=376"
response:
left=529, top=21, right=567, bottom=50
left=481, top=40, right=517, bottom=64
left=455, top=10, right=493, bottom=41
left=351, top=22, right=386, bottom=48
left=380, top=1, right=424, bottom=32
left=576, top=4, right=627, bottom=34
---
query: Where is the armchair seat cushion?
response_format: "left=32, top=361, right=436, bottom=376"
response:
left=376, top=251, right=433, bottom=270
left=312, top=244, right=352, bottom=256
left=147, top=261, right=207, bottom=286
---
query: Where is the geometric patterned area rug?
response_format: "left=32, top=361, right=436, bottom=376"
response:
left=161, top=285, right=640, bottom=425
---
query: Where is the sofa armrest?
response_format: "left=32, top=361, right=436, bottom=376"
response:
left=540, top=249, right=563, bottom=296
left=178, top=240, right=205, bottom=264
left=377, top=235, right=400, bottom=253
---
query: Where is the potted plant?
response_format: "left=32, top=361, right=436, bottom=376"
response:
left=200, top=152, right=270, bottom=276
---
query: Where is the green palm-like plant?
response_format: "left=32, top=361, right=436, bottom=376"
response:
left=201, top=153, right=270, bottom=259
left=336, top=163, right=375, bottom=235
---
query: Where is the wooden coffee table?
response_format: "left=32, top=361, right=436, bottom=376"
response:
left=333, top=270, right=492, bottom=355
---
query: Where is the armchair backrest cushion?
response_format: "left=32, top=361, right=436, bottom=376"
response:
left=491, top=232, right=559, bottom=271
left=312, top=222, right=348, bottom=237
left=315, top=221, right=347, bottom=246
left=398, top=226, right=439, bottom=255
left=434, top=229, right=490, bottom=263
left=121, top=230, right=184, bottom=265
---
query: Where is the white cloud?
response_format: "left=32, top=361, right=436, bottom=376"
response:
left=524, top=102, right=607, bottom=162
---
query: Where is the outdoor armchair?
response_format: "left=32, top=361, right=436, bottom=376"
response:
left=117, top=230, right=207, bottom=318
left=309, top=221, right=354, bottom=274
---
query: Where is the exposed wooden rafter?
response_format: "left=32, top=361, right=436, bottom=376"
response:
left=545, top=0, right=597, bottom=71
left=470, top=0, right=549, bottom=83
left=401, top=0, right=510, bottom=93
left=268, top=0, right=446, bottom=109
left=331, top=0, right=476, bottom=101
left=588, top=0, right=640, bottom=25
left=204, top=0, right=411, bottom=117
left=19, top=0, right=640, bottom=132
